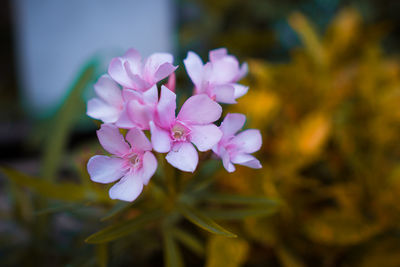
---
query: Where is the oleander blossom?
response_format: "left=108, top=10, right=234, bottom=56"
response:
left=150, top=86, right=223, bottom=172
left=109, top=48, right=177, bottom=92
left=87, top=75, right=124, bottom=123
left=87, top=124, right=157, bottom=202
left=213, top=113, right=262, bottom=172
left=184, top=48, right=249, bottom=104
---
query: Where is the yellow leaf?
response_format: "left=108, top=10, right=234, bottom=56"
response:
left=277, top=246, right=306, bottom=267
left=296, top=113, right=331, bottom=156
left=206, top=236, right=249, bottom=267
left=325, top=8, right=361, bottom=59
left=289, top=12, right=327, bottom=67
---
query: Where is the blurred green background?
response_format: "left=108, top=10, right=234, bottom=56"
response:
left=1, top=0, right=400, bottom=266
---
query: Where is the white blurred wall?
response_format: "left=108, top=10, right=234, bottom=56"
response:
left=12, top=0, right=174, bottom=117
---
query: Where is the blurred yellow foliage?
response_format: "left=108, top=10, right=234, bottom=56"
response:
left=220, top=8, right=400, bottom=266
left=235, top=89, right=279, bottom=129
left=296, top=113, right=331, bottom=156
left=206, top=236, right=249, bottom=267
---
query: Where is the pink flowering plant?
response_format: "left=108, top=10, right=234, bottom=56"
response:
left=84, top=48, right=277, bottom=264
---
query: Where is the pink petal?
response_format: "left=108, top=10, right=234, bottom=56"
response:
left=190, top=124, right=222, bottom=152
left=149, top=121, right=171, bottom=153
left=142, top=84, right=158, bottom=105
left=108, top=57, right=135, bottom=88
left=220, top=147, right=235, bottom=173
left=124, top=48, right=142, bottom=74
left=232, top=84, right=249, bottom=99
left=141, top=151, right=158, bottom=185
left=231, top=154, right=262, bottom=169
left=124, top=62, right=150, bottom=90
left=211, top=143, right=220, bottom=155
left=178, top=94, right=222, bottom=125
left=126, top=100, right=154, bottom=130
left=209, top=56, right=240, bottom=84
left=122, top=88, right=142, bottom=102
left=209, top=48, right=228, bottom=62
left=126, top=128, right=152, bottom=152
left=115, top=104, right=137, bottom=129
left=156, top=86, right=176, bottom=129
left=184, top=51, right=204, bottom=88
left=87, top=98, right=121, bottom=123
left=97, top=124, right=130, bottom=156
left=87, top=155, right=127, bottom=183
left=94, top=75, right=123, bottom=107
left=109, top=172, right=144, bottom=202
left=202, top=62, right=214, bottom=83
left=213, top=84, right=236, bottom=104
left=230, top=129, right=262, bottom=154
left=166, top=142, right=198, bottom=172
left=236, top=62, right=248, bottom=81
left=143, top=53, right=175, bottom=83
left=154, top=63, right=178, bottom=82
left=166, top=72, right=176, bottom=92
left=220, top=113, right=246, bottom=137
left=123, top=85, right=157, bottom=105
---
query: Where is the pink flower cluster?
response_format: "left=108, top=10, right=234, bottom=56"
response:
left=87, top=48, right=262, bottom=202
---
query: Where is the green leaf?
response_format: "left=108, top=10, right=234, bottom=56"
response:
left=34, top=203, right=78, bottom=215
left=172, top=228, right=205, bottom=257
left=41, top=61, right=97, bottom=182
left=163, top=228, right=184, bottom=267
left=96, top=243, right=108, bottom=267
left=100, top=202, right=133, bottom=221
left=0, top=166, right=106, bottom=202
left=202, top=194, right=279, bottom=206
left=9, top=181, right=34, bottom=222
left=202, top=207, right=278, bottom=220
left=85, top=209, right=163, bottom=244
left=183, top=160, right=220, bottom=193
left=177, top=204, right=237, bottom=238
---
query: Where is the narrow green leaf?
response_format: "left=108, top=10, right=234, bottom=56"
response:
left=178, top=204, right=237, bottom=238
left=85, top=209, right=163, bottom=244
left=183, top=160, right=220, bottom=193
left=34, top=203, right=77, bottom=215
left=42, top=61, right=97, bottom=182
left=9, top=181, right=34, bottom=222
left=100, top=202, right=132, bottom=221
left=96, top=243, right=108, bottom=267
left=202, top=207, right=278, bottom=220
left=0, top=166, right=106, bottom=202
left=202, top=194, right=279, bottom=206
left=163, top=228, right=184, bottom=267
left=172, top=228, right=205, bottom=257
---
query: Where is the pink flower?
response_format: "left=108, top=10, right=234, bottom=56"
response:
left=113, top=77, right=176, bottom=130
left=184, top=48, right=249, bottom=104
left=108, top=48, right=177, bottom=92
left=150, top=86, right=223, bottom=172
left=87, top=124, right=157, bottom=202
left=213, top=113, right=262, bottom=173
left=114, top=85, right=159, bottom=130
left=87, top=75, right=124, bottom=123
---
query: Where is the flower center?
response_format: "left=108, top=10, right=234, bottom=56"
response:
left=129, top=153, right=141, bottom=168
left=171, top=123, right=189, bottom=141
